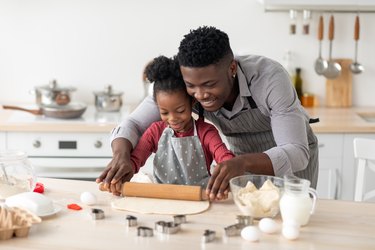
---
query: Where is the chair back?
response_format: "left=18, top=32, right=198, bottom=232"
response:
left=353, top=138, right=375, bottom=202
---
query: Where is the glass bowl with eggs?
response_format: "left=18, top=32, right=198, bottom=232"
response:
left=229, top=174, right=284, bottom=219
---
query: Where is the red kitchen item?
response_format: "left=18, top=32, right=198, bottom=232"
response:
left=67, top=204, right=82, bottom=210
left=33, top=182, right=45, bottom=193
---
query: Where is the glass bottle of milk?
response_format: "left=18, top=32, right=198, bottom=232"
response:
left=279, top=175, right=317, bottom=226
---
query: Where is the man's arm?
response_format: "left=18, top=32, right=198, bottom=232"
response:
left=96, top=96, right=160, bottom=194
left=110, top=95, right=161, bottom=147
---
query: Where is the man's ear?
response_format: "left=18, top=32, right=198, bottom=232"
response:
left=229, top=59, right=237, bottom=76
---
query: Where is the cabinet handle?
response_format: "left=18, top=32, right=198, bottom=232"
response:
left=318, top=143, right=325, bottom=148
left=33, top=140, right=41, bottom=148
left=94, top=140, right=102, bottom=148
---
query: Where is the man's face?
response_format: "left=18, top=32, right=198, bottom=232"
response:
left=180, top=60, right=236, bottom=112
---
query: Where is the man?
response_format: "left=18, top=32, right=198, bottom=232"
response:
left=97, top=26, right=319, bottom=200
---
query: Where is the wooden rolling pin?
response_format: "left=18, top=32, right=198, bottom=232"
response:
left=99, top=182, right=208, bottom=201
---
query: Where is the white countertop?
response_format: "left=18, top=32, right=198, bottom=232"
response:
left=306, top=106, right=375, bottom=133
left=1, top=178, right=374, bottom=250
left=1, top=105, right=375, bottom=133
left=0, top=104, right=136, bottom=133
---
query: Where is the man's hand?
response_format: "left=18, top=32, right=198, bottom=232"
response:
left=206, top=153, right=274, bottom=201
left=96, top=138, right=134, bottom=196
left=206, top=156, right=247, bottom=201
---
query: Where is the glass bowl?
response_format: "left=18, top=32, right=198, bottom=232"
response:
left=229, top=174, right=284, bottom=219
left=0, top=150, right=36, bottom=199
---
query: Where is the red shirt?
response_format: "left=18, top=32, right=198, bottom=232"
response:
left=130, top=118, right=235, bottom=174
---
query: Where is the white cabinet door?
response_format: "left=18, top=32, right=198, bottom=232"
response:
left=316, top=134, right=344, bottom=199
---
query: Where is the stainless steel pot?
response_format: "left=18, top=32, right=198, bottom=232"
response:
left=32, top=79, right=76, bottom=106
left=94, top=85, right=123, bottom=112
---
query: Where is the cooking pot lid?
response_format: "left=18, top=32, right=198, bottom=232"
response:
left=36, top=79, right=76, bottom=92
left=94, top=85, right=123, bottom=96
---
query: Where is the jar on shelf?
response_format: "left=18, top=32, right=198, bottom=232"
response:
left=303, top=10, right=312, bottom=35
left=289, top=9, right=298, bottom=34
left=0, top=150, right=36, bottom=199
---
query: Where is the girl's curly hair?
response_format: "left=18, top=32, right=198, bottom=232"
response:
left=144, top=55, right=188, bottom=100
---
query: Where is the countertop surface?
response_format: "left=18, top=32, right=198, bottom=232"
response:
left=1, top=105, right=375, bottom=133
left=306, top=106, right=375, bottom=133
left=0, top=178, right=374, bottom=250
left=0, top=104, right=136, bottom=133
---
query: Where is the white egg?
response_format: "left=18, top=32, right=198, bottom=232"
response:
left=282, top=224, right=300, bottom=240
left=258, top=218, right=280, bottom=234
left=241, top=226, right=260, bottom=242
left=80, top=191, right=97, bottom=206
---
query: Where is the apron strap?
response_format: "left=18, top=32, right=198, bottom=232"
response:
left=239, top=62, right=319, bottom=124
left=309, top=118, right=320, bottom=124
left=247, top=96, right=258, bottom=109
left=198, top=103, right=204, bottom=119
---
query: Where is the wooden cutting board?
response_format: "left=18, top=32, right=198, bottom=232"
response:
left=326, top=59, right=353, bottom=107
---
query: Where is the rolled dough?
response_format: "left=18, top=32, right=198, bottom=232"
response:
left=111, top=196, right=210, bottom=215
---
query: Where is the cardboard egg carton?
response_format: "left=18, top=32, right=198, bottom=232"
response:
left=0, top=206, right=41, bottom=240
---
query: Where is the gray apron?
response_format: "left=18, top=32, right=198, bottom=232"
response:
left=153, top=120, right=210, bottom=187
left=202, top=104, right=319, bottom=188
left=195, top=62, right=319, bottom=188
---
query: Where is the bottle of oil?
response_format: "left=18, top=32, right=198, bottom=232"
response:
left=293, top=68, right=303, bottom=101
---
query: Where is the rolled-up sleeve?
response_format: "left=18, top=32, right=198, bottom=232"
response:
left=110, top=96, right=161, bottom=148
left=259, top=68, right=310, bottom=177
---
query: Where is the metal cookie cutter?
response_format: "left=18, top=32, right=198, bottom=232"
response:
left=224, top=223, right=245, bottom=237
left=155, top=221, right=181, bottom=234
left=126, top=215, right=138, bottom=227
left=236, top=215, right=253, bottom=226
left=201, top=229, right=216, bottom=243
left=173, top=215, right=187, bottom=224
left=137, top=226, right=153, bottom=237
left=90, top=208, right=105, bottom=220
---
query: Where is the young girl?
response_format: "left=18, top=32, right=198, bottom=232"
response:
left=130, top=55, right=234, bottom=187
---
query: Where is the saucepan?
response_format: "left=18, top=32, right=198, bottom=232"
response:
left=2, top=103, right=87, bottom=119
left=93, top=85, right=123, bottom=112
left=31, top=79, right=76, bottom=106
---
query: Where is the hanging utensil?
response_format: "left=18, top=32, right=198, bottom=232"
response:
left=324, top=15, right=342, bottom=79
left=314, top=15, right=328, bottom=75
left=350, top=15, right=364, bottom=74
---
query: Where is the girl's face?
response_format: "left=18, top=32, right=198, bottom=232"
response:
left=156, top=90, right=193, bottom=133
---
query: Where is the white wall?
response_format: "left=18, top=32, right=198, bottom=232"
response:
left=1, top=0, right=374, bottom=107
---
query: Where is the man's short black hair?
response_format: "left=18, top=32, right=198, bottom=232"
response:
left=177, top=26, right=233, bottom=67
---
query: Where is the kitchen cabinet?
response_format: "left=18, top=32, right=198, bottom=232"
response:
left=316, top=132, right=375, bottom=201
left=315, top=134, right=343, bottom=200
left=258, top=0, right=375, bottom=12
